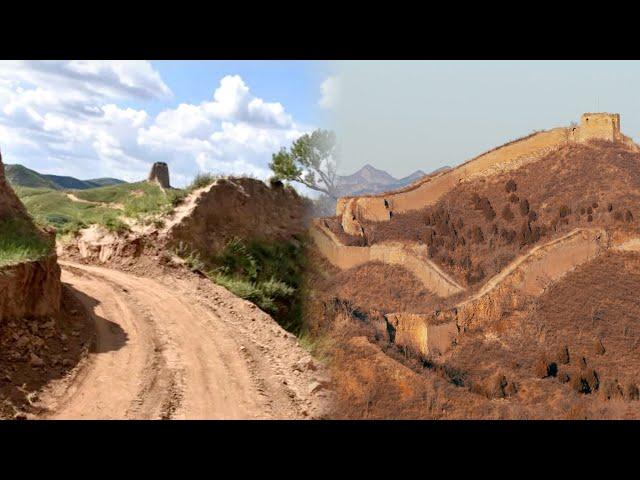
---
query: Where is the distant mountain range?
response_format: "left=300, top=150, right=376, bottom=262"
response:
left=5, top=164, right=126, bottom=190
left=336, top=164, right=449, bottom=197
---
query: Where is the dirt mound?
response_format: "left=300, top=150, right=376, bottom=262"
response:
left=167, top=177, right=310, bottom=264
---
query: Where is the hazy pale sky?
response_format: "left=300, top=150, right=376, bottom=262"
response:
left=331, top=60, right=640, bottom=177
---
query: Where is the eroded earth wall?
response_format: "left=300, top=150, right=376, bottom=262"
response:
left=380, top=228, right=609, bottom=357
left=336, top=128, right=573, bottom=223
left=441, top=228, right=608, bottom=332
left=167, top=178, right=311, bottom=262
left=0, top=255, right=61, bottom=321
left=310, top=219, right=464, bottom=297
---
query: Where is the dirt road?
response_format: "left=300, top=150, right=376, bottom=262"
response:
left=36, top=261, right=328, bottom=419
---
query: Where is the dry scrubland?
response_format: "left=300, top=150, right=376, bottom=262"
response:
left=309, top=119, right=640, bottom=418
left=327, top=141, right=640, bottom=290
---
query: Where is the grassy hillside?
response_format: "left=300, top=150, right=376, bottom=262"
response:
left=72, top=182, right=185, bottom=218
left=15, top=182, right=185, bottom=235
left=5, top=164, right=59, bottom=189
left=85, top=178, right=126, bottom=187
left=5, top=163, right=127, bottom=190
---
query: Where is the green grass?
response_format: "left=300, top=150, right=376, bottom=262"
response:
left=14, top=182, right=186, bottom=235
left=186, top=173, right=217, bottom=192
left=72, top=181, right=186, bottom=217
left=0, top=217, right=52, bottom=267
left=15, top=186, right=123, bottom=235
left=178, top=236, right=308, bottom=333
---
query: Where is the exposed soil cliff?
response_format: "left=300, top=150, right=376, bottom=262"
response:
left=166, top=177, right=310, bottom=263
left=0, top=255, right=61, bottom=321
left=0, top=152, right=61, bottom=322
left=0, top=153, right=29, bottom=220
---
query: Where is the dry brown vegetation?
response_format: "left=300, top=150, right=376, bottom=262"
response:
left=314, top=261, right=443, bottom=314
left=311, top=251, right=640, bottom=419
left=310, top=139, right=640, bottom=419
left=326, top=141, right=640, bottom=289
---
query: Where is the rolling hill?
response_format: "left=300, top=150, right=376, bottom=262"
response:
left=5, top=164, right=126, bottom=190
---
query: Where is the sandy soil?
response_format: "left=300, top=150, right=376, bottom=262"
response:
left=34, top=261, right=330, bottom=420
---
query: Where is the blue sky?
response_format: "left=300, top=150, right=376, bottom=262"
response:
left=0, top=60, right=334, bottom=188
left=147, top=61, right=332, bottom=124
left=2, top=60, right=640, bottom=191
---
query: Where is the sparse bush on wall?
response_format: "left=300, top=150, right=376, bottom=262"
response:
left=557, top=345, right=570, bottom=364
left=471, top=225, right=484, bottom=244
left=187, top=172, right=217, bottom=192
left=501, top=205, right=514, bottom=222
left=626, top=383, right=640, bottom=400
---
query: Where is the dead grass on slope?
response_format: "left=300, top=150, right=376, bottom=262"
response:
left=328, top=141, right=640, bottom=290
left=315, top=261, right=443, bottom=314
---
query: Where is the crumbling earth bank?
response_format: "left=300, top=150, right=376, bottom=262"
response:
left=0, top=255, right=61, bottom=321
left=167, top=177, right=310, bottom=261
left=0, top=152, right=61, bottom=322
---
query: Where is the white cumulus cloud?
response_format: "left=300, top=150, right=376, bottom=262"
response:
left=0, top=63, right=311, bottom=188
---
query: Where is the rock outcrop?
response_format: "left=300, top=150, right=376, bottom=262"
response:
left=148, top=162, right=170, bottom=188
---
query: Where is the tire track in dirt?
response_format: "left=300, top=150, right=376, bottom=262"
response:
left=36, top=262, right=275, bottom=419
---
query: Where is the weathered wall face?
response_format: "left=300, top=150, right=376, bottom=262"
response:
left=0, top=151, right=61, bottom=321
left=445, top=228, right=608, bottom=331
left=0, top=256, right=61, bottom=322
left=337, top=127, right=572, bottom=224
left=168, top=178, right=310, bottom=262
left=385, top=312, right=458, bottom=356
left=148, top=162, right=171, bottom=188
left=310, top=219, right=464, bottom=297
left=341, top=198, right=365, bottom=236
left=571, top=113, right=621, bottom=143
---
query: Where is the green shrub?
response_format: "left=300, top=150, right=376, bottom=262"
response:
left=176, top=236, right=307, bottom=333
left=187, top=173, right=217, bottom=192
